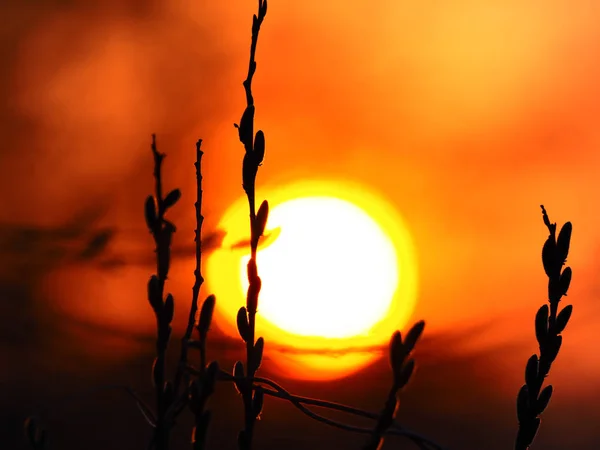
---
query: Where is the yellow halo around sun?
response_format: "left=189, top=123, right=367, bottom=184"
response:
left=205, top=180, right=418, bottom=380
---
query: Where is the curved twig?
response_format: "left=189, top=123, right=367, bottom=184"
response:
left=209, top=368, right=445, bottom=450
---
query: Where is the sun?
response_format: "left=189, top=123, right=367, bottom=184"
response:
left=239, top=197, right=398, bottom=339
left=205, top=180, right=418, bottom=380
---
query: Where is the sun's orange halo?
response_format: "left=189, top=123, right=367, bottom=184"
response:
left=205, top=180, right=418, bottom=380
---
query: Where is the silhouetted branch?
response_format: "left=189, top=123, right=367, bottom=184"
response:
left=515, top=206, right=573, bottom=449
left=232, top=2, right=269, bottom=450
left=173, top=139, right=206, bottom=399
left=179, top=365, right=445, bottom=450
left=146, top=134, right=180, bottom=450
left=363, top=321, right=426, bottom=450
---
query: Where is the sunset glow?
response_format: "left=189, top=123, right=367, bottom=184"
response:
left=206, top=180, right=418, bottom=380
left=6, top=1, right=600, bottom=448
left=240, top=196, right=398, bottom=339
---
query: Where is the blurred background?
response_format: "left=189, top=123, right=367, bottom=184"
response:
left=2, top=0, right=600, bottom=448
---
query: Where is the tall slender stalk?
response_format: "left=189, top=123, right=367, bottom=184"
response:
left=173, top=139, right=206, bottom=398
left=185, top=140, right=220, bottom=450
left=145, top=134, right=180, bottom=450
left=232, top=2, right=269, bottom=449
left=515, top=206, right=573, bottom=449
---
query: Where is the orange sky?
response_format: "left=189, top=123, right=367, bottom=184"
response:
left=2, top=1, right=600, bottom=448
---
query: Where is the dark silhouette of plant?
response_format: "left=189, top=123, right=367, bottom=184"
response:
left=231, top=1, right=269, bottom=449
left=514, top=206, right=573, bottom=450
left=363, top=321, right=425, bottom=450
left=144, top=135, right=220, bottom=450
left=145, top=133, right=179, bottom=450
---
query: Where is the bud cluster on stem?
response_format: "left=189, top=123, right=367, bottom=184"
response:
left=232, top=2, right=269, bottom=450
left=515, top=205, right=574, bottom=450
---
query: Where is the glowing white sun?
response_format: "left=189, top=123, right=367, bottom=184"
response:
left=240, top=197, right=398, bottom=339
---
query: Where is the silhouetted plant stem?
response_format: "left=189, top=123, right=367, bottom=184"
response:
left=173, top=139, right=206, bottom=397
left=515, top=206, right=573, bottom=450
left=233, top=2, right=268, bottom=450
left=363, top=321, right=427, bottom=450
left=155, top=139, right=218, bottom=450
left=145, top=134, right=181, bottom=450
left=145, top=137, right=219, bottom=450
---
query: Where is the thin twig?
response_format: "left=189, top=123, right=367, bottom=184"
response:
left=173, top=139, right=205, bottom=399
left=182, top=365, right=444, bottom=450
left=248, top=376, right=441, bottom=450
